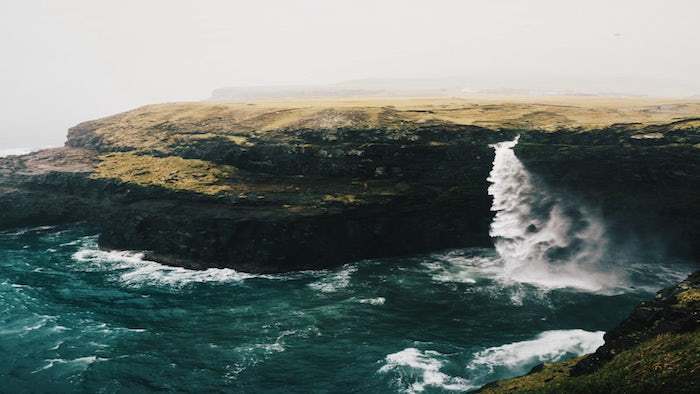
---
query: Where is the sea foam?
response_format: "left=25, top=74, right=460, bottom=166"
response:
left=465, top=329, right=604, bottom=387
left=379, top=348, right=472, bottom=393
left=71, top=237, right=263, bottom=287
left=308, top=264, right=357, bottom=293
left=380, top=329, right=604, bottom=392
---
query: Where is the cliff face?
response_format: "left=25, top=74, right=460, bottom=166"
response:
left=1, top=98, right=699, bottom=272
left=516, top=120, right=700, bottom=260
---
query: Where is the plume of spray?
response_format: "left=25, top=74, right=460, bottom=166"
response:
left=487, top=136, right=622, bottom=291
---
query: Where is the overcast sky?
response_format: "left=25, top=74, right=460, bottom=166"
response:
left=1, top=0, right=699, bottom=149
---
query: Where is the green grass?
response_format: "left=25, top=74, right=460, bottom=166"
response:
left=91, top=152, right=236, bottom=195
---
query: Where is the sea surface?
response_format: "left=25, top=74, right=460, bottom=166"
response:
left=0, top=224, right=693, bottom=393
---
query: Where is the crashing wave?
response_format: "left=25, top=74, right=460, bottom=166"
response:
left=465, top=329, right=604, bottom=386
left=379, top=348, right=472, bottom=393
left=308, top=264, right=358, bottom=293
left=71, top=237, right=264, bottom=287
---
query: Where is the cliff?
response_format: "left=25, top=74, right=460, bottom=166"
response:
left=1, top=97, right=699, bottom=272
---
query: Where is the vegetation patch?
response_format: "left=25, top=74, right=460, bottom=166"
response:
left=91, top=152, right=236, bottom=195
left=676, top=289, right=700, bottom=307
left=322, top=194, right=360, bottom=204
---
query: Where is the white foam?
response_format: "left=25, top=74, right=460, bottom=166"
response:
left=308, top=264, right=357, bottom=293
left=0, top=315, right=52, bottom=335
left=71, top=237, right=264, bottom=287
left=466, top=329, right=604, bottom=384
left=487, top=137, right=622, bottom=292
left=422, top=252, right=502, bottom=284
left=379, top=348, right=472, bottom=393
left=358, top=297, right=386, bottom=305
left=32, top=356, right=108, bottom=374
left=3, top=225, right=57, bottom=237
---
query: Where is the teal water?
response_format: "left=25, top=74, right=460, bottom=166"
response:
left=0, top=225, right=694, bottom=393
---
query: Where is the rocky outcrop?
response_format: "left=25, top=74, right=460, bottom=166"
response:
left=1, top=99, right=699, bottom=272
left=478, top=271, right=700, bottom=393
left=572, top=270, right=700, bottom=375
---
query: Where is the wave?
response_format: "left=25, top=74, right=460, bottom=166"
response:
left=379, top=348, right=472, bottom=393
left=32, top=356, right=108, bottom=374
left=2, top=225, right=58, bottom=237
left=379, top=329, right=603, bottom=392
left=71, top=237, right=267, bottom=287
left=357, top=297, right=386, bottom=305
left=308, top=264, right=357, bottom=293
left=465, top=329, right=604, bottom=387
left=422, top=250, right=502, bottom=285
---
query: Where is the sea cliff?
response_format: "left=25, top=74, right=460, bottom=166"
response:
left=1, top=98, right=699, bottom=272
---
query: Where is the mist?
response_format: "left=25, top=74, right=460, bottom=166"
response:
left=1, top=0, right=699, bottom=149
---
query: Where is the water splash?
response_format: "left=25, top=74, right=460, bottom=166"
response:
left=487, top=137, right=622, bottom=291
left=464, top=329, right=604, bottom=388
left=71, top=236, right=264, bottom=287
left=379, top=348, right=472, bottom=393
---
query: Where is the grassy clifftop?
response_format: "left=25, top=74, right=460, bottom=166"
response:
left=67, top=97, right=700, bottom=154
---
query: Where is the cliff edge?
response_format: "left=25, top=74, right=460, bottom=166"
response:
left=1, top=97, right=699, bottom=272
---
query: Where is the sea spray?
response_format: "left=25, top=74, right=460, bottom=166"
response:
left=487, top=137, right=621, bottom=291
left=464, top=329, right=605, bottom=388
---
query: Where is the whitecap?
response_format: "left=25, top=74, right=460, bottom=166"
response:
left=379, top=348, right=472, bottom=393
left=71, top=238, right=266, bottom=287
left=32, top=356, right=108, bottom=374
left=308, top=264, right=357, bottom=293
left=465, top=329, right=604, bottom=387
left=0, top=315, right=51, bottom=335
left=422, top=252, right=501, bottom=284
left=358, top=297, right=386, bottom=306
left=3, top=225, right=57, bottom=237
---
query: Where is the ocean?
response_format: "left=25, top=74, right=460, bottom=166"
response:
left=0, top=139, right=694, bottom=392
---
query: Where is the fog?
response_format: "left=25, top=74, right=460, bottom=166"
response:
left=1, top=0, right=698, bottom=149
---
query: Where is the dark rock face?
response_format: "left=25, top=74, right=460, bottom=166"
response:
left=2, top=126, right=507, bottom=272
left=571, top=271, right=700, bottom=375
left=98, top=194, right=493, bottom=273
left=516, top=126, right=700, bottom=260
left=2, top=104, right=699, bottom=273
left=92, top=129, right=502, bottom=272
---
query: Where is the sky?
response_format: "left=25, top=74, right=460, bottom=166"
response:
left=1, top=0, right=699, bottom=149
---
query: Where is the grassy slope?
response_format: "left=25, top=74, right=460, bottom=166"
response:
left=479, top=330, right=700, bottom=394
left=91, top=152, right=237, bottom=196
